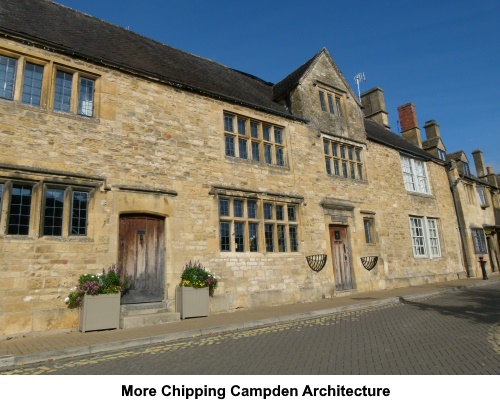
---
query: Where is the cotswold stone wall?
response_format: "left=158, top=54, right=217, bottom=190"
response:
left=0, top=38, right=463, bottom=338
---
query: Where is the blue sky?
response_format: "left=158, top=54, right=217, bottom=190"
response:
left=56, top=0, right=500, bottom=173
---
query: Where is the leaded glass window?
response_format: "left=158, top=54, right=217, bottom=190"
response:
left=54, top=70, right=72, bottom=112
left=22, top=62, right=44, bottom=106
left=0, top=55, right=17, bottom=100
left=8, top=185, right=32, bottom=235
left=71, top=191, right=88, bottom=236
left=44, top=188, right=64, bottom=236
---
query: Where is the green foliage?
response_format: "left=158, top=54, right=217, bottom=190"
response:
left=180, top=261, right=219, bottom=296
left=65, top=264, right=129, bottom=309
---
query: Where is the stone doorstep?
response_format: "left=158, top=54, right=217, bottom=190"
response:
left=119, top=302, right=181, bottom=329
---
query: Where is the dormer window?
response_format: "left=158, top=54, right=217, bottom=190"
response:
left=462, top=162, right=471, bottom=176
left=437, top=149, right=446, bottom=161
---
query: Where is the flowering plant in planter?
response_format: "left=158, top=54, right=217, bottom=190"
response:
left=65, top=264, right=129, bottom=309
left=180, top=261, right=219, bottom=296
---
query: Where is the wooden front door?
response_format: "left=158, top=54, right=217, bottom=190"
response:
left=119, top=215, right=165, bottom=304
left=330, top=226, right=354, bottom=291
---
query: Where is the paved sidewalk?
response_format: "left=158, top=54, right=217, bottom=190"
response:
left=1, top=273, right=499, bottom=369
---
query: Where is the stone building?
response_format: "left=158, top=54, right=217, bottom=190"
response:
left=445, top=150, right=500, bottom=277
left=0, top=0, right=479, bottom=338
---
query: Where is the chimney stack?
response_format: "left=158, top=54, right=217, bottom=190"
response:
left=471, top=150, right=486, bottom=178
left=360, top=87, right=390, bottom=129
left=486, top=166, right=498, bottom=187
left=423, top=120, right=440, bottom=140
left=397, top=103, right=422, bottom=148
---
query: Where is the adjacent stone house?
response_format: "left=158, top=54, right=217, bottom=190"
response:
left=0, top=0, right=490, bottom=338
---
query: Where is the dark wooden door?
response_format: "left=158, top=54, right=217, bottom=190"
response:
left=330, top=226, right=354, bottom=290
left=119, top=215, right=165, bottom=304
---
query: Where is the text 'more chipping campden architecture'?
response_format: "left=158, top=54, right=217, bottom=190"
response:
left=0, top=0, right=498, bottom=338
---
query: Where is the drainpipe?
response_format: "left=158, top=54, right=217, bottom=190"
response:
left=446, top=165, right=471, bottom=278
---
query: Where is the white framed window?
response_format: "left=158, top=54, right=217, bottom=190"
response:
left=409, top=216, right=441, bottom=258
left=471, top=228, right=487, bottom=254
left=477, top=186, right=487, bottom=206
left=400, top=156, right=430, bottom=194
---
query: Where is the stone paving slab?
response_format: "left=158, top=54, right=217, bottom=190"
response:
left=0, top=273, right=498, bottom=369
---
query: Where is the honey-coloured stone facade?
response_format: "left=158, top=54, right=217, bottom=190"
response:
left=0, top=7, right=479, bottom=339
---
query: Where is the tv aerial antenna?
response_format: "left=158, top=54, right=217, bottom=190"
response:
left=354, top=72, right=366, bottom=100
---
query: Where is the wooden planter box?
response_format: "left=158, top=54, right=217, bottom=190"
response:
left=176, top=286, right=209, bottom=320
left=79, top=293, right=120, bottom=332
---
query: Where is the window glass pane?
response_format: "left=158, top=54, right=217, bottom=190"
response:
left=264, top=144, right=272, bottom=164
left=342, top=161, right=348, bottom=178
left=8, top=185, right=32, bottom=235
left=238, top=138, right=248, bottom=159
left=263, top=125, right=271, bottom=141
left=331, top=143, right=338, bottom=157
left=355, top=149, right=361, bottom=162
left=277, top=225, right=286, bottom=252
left=225, top=135, right=235, bottom=157
left=234, top=222, right=245, bottom=252
left=224, top=115, right=234, bottom=132
left=364, top=219, right=372, bottom=244
left=0, top=184, right=3, bottom=220
left=276, top=147, right=284, bottom=166
left=276, top=205, right=284, bottom=221
left=400, top=156, right=415, bottom=191
left=274, top=128, right=283, bottom=144
left=250, top=122, right=259, bottom=138
left=54, top=70, right=72, bottom=112
left=251, top=142, right=260, bottom=162
left=357, top=165, right=363, bottom=180
left=472, top=229, right=487, bottom=254
left=78, top=77, right=94, bottom=116
left=410, top=217, right=426, bottom=256
left=325, top=158, right=331, bottom=175
left=323, top=140, right=330, bottom=155
left=477, top=188, right=486, bottom=205
left=44, top=188, right=64, bottom=236
left=233, top=200, right=244, bottom=217
left=71, top=191, right=88, bottom=235
left=237, top=119, right=246, bottom=135
left=265, top=224, right=274, bottom=252
left=334, top=160, right=340, bottom=176
left=319, top=91, right=326, bottom=111
left=287, top=206, right=296, bottom=222
left=414, top=160, right=429, bottom=193
left=247, top=201, right=257, bottom=219
left=289, top=226, right=298, bottom=252
left=427, top=219, right=441, bottom=257
left=348, top=147, right=353, bottom=161
left=463, top=162, right=470, bottom=176
left=249, top=223, right=258, bottom=252
left=327, top=93, right=334, bottom=114
left=340, top=145, right=346, bottom=159
left=219, top=199, right=230, bottom=216
left=264, top=203, right=273, bottom=220
left=220, top=222, right=230, bottom=251
left=336, top=97, right=342, bottom=117
left=22, top=62, right=44, bottom=106
left=0, top=55, right=17, bottom=100
left=350, top=162, right=356, bottom=179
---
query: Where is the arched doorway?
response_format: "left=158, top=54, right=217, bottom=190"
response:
left=118, top=214, right=165, bottom=304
